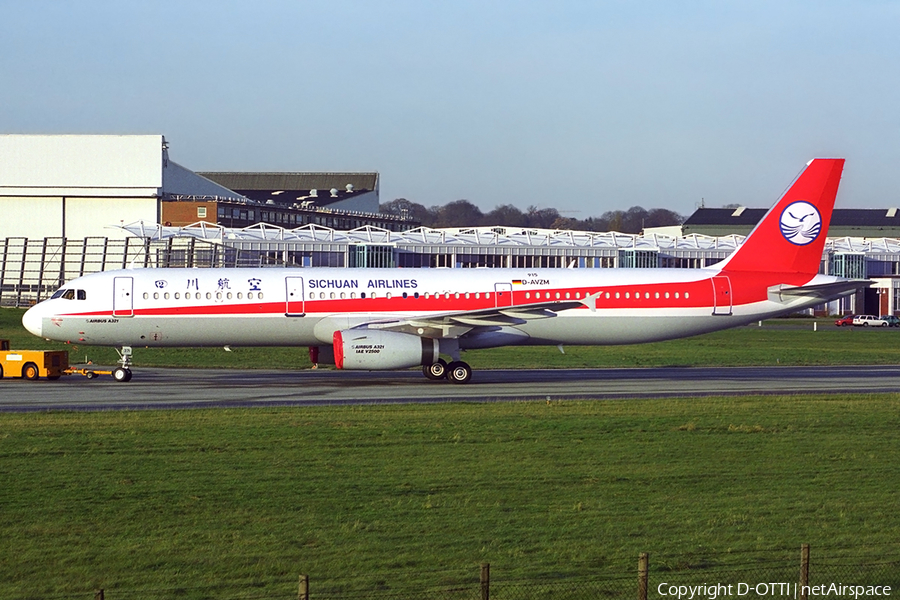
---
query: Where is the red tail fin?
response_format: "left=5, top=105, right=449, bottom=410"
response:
left=718, top=158, right=844, bottom=274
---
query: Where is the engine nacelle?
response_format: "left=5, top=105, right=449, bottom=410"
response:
left=334, top=330, right=439, bottom=370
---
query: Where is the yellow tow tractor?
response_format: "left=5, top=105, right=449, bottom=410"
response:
left=0, top=339, right=68, bottom=380
left=0, top=339, right=125, bottom=381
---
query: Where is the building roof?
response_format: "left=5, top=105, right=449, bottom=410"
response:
left=119, top=221, right=900, bottom=259
left=685, top=207, right=900, bottom=228
left=683, top=208, right=767, bottom=226
left=196, top=172, right=378, bottom=209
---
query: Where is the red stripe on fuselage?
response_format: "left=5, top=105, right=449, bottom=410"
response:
left=51, top=274, right=801, bottom=320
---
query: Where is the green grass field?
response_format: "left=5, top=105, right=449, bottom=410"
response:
left=3, top=307, right=900, bottom=598
left=2, top=396, right=899, bottom=598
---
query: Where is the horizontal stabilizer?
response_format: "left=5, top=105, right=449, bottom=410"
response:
left=767, top=279, right=872, bottom=303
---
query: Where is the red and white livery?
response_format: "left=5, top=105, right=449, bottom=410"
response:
left=22, top=159, right=865, bottom=383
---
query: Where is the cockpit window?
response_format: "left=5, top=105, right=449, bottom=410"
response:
left=50, top=288, right=86, bottom=300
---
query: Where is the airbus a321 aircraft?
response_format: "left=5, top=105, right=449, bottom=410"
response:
left=22, top=158, right=865, bottom=383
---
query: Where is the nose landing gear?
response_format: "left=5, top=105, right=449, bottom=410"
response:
left=112, top=346, right=133, bottom=383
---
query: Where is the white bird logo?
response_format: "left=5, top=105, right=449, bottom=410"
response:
left=779, top=201, right=821, bottom=245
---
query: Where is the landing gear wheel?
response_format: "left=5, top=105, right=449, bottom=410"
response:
left=22, top=362, right=39, bottom=380
left=112, top=367, right=132, bottom=383
left=423, top=358, right=448, bottom=380
left=446, top=361, right=472, bottom=384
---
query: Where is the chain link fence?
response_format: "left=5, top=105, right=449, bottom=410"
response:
left=36, top=548, right=894, bottom=600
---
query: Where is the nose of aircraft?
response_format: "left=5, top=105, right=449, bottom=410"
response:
left=22, top=304, right=43, bottom=338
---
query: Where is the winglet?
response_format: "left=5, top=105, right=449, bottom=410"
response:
left=581, top=291, right=601, bottom=312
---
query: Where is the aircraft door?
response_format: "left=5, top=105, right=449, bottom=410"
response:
left=711, top=276, right=732, bottom=316
left=285, top=277, right=305, bottom=316
left=494, top=282, right=513, bottom=308
left=112, top=276, right=134, bottom=317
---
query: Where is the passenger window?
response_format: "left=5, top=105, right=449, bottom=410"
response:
left=164, top=292, right=170, bottom=300
left=685, top=292, right=690, bottom=299
left=227, top=292, right=233, bottom=299
left=153, top=292, right=159, bottom=300
left=258, top=292, right=264, bottom=300
left=475, top=292, right=480, bottom=299
left=386, top=293, right=392, bottom=299
left=143, top=292, right=149, bottom=300
left=675, top=292, right=680, bottom=299
left=625, top=292, right=630, bottom=299
left=525, top=292, right=531, bottom=299
left=175, top=292, right=181, bottom=300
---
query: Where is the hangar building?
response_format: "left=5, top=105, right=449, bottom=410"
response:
left=0, top=135, right=243, bottom=240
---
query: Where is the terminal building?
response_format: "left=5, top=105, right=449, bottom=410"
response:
left=1, top=134, right=899, bottom=316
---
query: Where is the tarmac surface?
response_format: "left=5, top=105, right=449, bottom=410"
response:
left=2, top=364, right=899, bottom=411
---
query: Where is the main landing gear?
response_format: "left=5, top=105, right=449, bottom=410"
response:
left=422, top=358, right=473, bottom=384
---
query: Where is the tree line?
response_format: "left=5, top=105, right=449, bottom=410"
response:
left=380, top=199, right=684, bottom=234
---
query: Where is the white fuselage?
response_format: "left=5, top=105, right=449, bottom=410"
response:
left=22, top=265, right=838, bottom=350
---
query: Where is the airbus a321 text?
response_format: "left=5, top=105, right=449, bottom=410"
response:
left=22, top=158, right=867, bottom=383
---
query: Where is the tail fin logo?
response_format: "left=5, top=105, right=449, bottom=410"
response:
left=779, top=201, right=822, bottom=245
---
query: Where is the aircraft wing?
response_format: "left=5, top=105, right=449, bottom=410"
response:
left=355, top=300, right=586, bottom=339
left=768, top=279, right=873, bottom=303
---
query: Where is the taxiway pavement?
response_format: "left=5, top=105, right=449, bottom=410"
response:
left=1, top=365, right=898, bottom=412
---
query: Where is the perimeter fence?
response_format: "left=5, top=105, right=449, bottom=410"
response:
left=29, top=545, right=899, bottom=600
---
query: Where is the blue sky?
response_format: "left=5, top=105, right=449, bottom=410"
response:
left=2, top=0, right=898, bottom=217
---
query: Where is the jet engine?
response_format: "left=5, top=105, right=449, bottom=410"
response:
left=334, top=330, right=439, bottom=370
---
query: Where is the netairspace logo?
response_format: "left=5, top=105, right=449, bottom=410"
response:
left=656, top=582, right=892, bottom=599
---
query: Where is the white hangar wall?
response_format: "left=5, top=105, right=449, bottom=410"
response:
left=0, top=135, right=243, bottom=240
